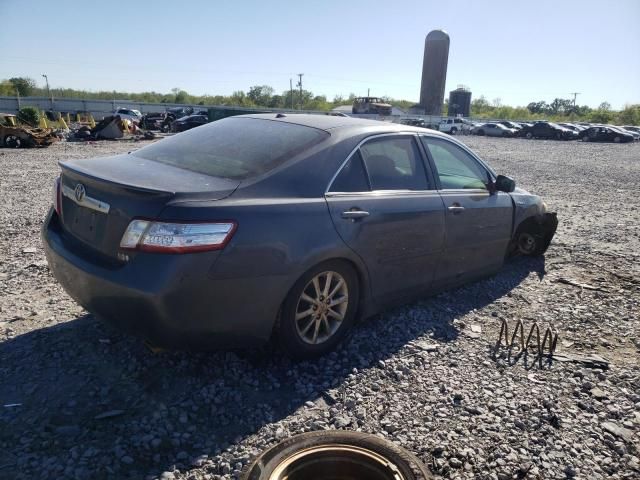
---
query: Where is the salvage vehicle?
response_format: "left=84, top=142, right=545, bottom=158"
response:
left=497, top=121, right=523, bottom=130
left=170, top=114, right=208, bottom=132
left=352, top=97, right=392, bottom=115
left=139, top=112, right=168, bottom=131
left=1, top=113, right=59, bottom=148
left=43, top=114, right=557, bottom=358
left=472, top=123, right=517, bottom=137
left=520, top=121, right=579, bottom=140
left=610, top=126, right=640, bottom=141
left=581, top=126, right=634, bottom=143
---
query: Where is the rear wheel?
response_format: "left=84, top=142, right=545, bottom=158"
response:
left=582, top=136, right=589, bottom=142
left=614, top=136, right=621, bottom=143
left=277, top=260, right=359, bottom=359
left=525, top=132, right=534, bottom=139
left=3, top=134, right=21, bottom=148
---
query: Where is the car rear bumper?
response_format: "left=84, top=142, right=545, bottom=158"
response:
left=42, top=209, right=285, bottom=350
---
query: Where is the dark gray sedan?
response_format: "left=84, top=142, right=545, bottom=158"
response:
left=43, top=114, right=557, bottom=358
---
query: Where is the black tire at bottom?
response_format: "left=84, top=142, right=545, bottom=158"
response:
left=241, top=431, right=433, bottom=480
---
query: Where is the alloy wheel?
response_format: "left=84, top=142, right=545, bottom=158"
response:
left=4, top=135, right=21, bottom=148
left=295, top=271, right=348, bottom=345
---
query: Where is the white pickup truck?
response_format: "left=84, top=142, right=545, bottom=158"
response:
left=438, top=117, right=473, bottom=135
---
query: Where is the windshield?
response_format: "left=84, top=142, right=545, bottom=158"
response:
left=133, top=117, right=328, bottom=180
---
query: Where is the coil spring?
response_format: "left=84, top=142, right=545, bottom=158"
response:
left=494, top=319, right=558, bottom=368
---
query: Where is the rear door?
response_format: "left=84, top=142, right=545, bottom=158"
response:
left=420, top=135, right=513, bottom=283
left=325, top=134, right=445, bottom=303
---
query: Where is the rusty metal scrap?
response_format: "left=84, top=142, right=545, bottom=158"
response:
left=494, top=319, right=558, bottom=368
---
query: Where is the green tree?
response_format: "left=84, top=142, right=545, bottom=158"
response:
left=18, top=106, right=39, bottom=126
left=247, top=85, right=275, bottom=106
left=9, top=77, right=36, bottom=96
left=617, top=104, right=640, bottom=125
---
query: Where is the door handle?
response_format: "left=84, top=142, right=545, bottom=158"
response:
left=448, top=205, right=465, bottom=214
left=341, top=210, right=370, bottom=220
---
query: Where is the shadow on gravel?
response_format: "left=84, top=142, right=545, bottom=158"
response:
left=0, top=256, right=545, bottom=479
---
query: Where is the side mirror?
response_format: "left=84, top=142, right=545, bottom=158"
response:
left=495, top=175, right=516, bottom=193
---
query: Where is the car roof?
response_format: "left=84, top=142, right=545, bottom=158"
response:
left=241, top=113, right=446, bottom=136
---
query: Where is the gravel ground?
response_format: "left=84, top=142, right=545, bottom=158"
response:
left=1, top=136, right=639, bottom=480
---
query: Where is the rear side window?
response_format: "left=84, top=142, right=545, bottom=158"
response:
left=360, top=137, right=428, bottom=191
left=330, top=151, right=370, bottom=192
left=133, top=117, right=328, bottom=180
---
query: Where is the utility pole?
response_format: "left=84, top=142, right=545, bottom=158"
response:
left=570, top=92, right=580, bottom=106
left=296, top=73, right=304, bottom=110
left=42, top=74, right=52, bottom=110
left=290, top=78, right=294, bottom=109
left=367, top=88, right=370, bottom=97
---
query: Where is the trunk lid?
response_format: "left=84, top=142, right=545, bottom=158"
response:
left=59, top=154, right=239, bottom=260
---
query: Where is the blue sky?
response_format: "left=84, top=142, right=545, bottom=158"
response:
left=1, top=0, right=638, bottom=108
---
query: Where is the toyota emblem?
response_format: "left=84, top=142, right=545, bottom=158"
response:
left=74, top=184, right=86, bottom=202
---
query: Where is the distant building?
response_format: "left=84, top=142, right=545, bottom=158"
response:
left=419, top=30, right=450, bottom=115
left=448, top=86, right=472, bottom=117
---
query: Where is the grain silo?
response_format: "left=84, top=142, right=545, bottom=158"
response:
left=419, top=30, right=450, bottom=115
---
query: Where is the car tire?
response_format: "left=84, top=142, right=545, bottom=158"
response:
left=614, top=136, right=621, bottom=143
left=525, top=132, right=534, bottom=139
left=582, top=136, right=589, bottom=142
left=477, top=129, right=485, bottom=136
left=241, top=431, right=433, bottom=480
left=277, top=260, right=359, bottom=359
left=515, top=228, right=549, bottom=257
left=3, top=134, right=21, bottom=148
left=450, top=127, right=457, bottom=135
left=556, top=132, right=562, bottom=140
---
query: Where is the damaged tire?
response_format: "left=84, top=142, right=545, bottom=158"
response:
left=241, top=431, right=433, bottom=480
left=4, top=134, right=21, bottom=148
left=514, top=214, right=558, bottom=257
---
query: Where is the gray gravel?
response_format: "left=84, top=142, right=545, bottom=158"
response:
left=1, top=136, right=639, bottom=480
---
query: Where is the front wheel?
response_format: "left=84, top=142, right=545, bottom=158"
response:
left=614, top=136, right=621, bottom=143
left=525, top=132, right=534, bottom=139
left=277, top=260, right=359, bottom=359
left=556, top=132, right=562, bottom=140
left=582, top=136, right=589, bottom=142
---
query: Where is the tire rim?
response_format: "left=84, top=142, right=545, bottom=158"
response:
left=269, top=445, right=405, bottom=480
left=518, top=232, right=537, bottom=255
left=526, top=132, right=533, bottom=139
left=295, top=271, right=348, bottom=345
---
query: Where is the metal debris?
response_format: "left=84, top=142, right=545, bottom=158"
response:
left=494, top=319, right=558, bottom=368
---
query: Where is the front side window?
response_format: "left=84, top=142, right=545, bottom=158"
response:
left=359, top=136, right=429, bottom=191
left=421, top=137, right=489, bottom=190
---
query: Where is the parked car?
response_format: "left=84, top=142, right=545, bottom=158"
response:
left=398, top=118, right=429, bottom=129
left=112, top=108, right=142, bottom=123
left=472, top=123, right=517, bottom=137
left=43, top=114, right=557, bottom=358
left=558, top=123, right=585, bottom=133
left=438, top=117, right=473, bottom=135
left=580, top=126, right=634, bottom=143
left=610, top=126, right=640, bottom=141
left=170, top=114, right=208, bottom=132
left=166, top=106, right=194, bottom=120
left=623, top=125, right=640, bottom=135
left=352, top=97, right=392, bottom=115
left=520, top=121, right=579, bottom=140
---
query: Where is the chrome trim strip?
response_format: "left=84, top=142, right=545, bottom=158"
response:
left=324, top=132, right=420, bottom=195
left=325, top=189, right=440, bottom=198
left=61, top=184, right=111, bottom=214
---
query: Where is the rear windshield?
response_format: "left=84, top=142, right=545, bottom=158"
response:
left=133, top=117, right=328, bottom=179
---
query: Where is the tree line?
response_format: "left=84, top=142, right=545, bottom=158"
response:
left=1, top=77, right=638, bottom=125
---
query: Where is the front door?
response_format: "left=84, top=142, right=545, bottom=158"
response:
left=325, top=135, right=446, bottom=303
left=420, top=136, right=513, bottom=284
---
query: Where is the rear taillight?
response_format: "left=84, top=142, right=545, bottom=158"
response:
left=52, top=176, right=61, bottom=215
left=119, top=220, right=236, bottom=253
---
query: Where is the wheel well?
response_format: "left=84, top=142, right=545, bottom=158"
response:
left=514, top=216, right=543, bottom=237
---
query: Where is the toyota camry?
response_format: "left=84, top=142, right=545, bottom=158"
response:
left=43, top=114, right=557, bottom=358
